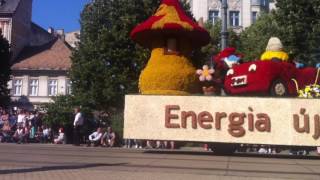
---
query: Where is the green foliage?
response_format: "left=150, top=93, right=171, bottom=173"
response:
left=0, top=33, right=11, bottom=107
left=239, top=13, right=282, bottom=61
left=109, top=111, right=124, bottom=140
left=42, top=95, right=97, bottom=135
left=274, top=0, right=320, bottom=64
left=42, top=95, right=76, bottom=128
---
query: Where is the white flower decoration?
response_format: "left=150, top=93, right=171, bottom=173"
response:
left=196, top=65, right=215, bottom=82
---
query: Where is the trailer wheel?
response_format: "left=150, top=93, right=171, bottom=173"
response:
left=209, top=143, right=238, bottom=155
left=270, top=79, right=288, bottom=97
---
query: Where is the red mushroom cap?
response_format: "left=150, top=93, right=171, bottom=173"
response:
left=130, top=0, right=210, bottom=49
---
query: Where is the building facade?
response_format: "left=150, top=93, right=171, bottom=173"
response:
left=0, top=0, right=72, bottom=109
left=0, top=0, right=32, bottom=60
left=187, top=0, right=270, bottom=31
left=9, top=38, right=72, bottom=109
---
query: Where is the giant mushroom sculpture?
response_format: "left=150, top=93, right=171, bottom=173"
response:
left=131, top=0, right=210, bottom=95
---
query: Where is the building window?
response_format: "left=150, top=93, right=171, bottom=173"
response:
left=66, top=79, right=72, bottom=95
left=48, top=80, right=58, bottom=96
left=208, top=10, right=219, bottom=24
left=0, top=20, right=11, bottom=42
left=29, top=79, right=39, bottom=96
left=229, top=11, right=240, bottom=27
left=13, top=79, right=22, bottom=96
left=252, top=11, right=258, bottom=23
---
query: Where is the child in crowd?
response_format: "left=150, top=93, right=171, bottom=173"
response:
left=54, top=128, right=65, bottom=144
left=101, top=127, right=116, bottom=147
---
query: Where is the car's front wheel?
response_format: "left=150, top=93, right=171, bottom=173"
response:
left=270, top=79, right=288, bottom=96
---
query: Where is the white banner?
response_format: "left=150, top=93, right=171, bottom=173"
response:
left=124, top=95, right=320, bottom=146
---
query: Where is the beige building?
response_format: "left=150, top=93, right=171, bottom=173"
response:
left=9, top=38, right=72, bottom=108
left=0, top=0, right=72, bottom=109
left=65, top=30, right=80, bottom=48
left=187, top=0, right=270, bottom=31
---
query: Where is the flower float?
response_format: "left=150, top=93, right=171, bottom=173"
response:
left=130, top=0, right=210, bottom=95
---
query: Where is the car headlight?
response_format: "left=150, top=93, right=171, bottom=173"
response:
left=248, top=64, right=257, bottom=72
left=227, top=69, right=234, bottom=76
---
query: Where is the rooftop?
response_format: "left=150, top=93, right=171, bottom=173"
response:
left=0, top=0, right=20, bottom=14
left=12, top=38, right=72, bottom=71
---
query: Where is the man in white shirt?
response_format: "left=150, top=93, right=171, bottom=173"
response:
left=17, top=109, right=26, bottom=127
left=73, top=107, right=83, bottom=146
left=87, top=128, right=103, bottom=147
left=73, top=109, right=83, bottom=127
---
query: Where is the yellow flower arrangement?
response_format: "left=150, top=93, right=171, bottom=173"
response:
left=139, top=47, right=199, bottom=95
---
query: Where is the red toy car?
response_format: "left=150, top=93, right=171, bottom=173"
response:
left=224, top=61, right=320, bottom=96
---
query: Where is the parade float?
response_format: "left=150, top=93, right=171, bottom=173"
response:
left=124, top=0, right=320, bottom=154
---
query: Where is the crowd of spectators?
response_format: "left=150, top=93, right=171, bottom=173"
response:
left=0, top=107, right=53, bottom=144
left=0, top=107, right=121, bottom=147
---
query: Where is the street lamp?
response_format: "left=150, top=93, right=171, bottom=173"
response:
left=221, top=0, right=229, bottom=50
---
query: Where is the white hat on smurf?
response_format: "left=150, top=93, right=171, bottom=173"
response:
left=266, top=37, right=283, bottom=51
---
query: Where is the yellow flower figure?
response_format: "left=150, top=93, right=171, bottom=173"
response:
left=261, top=37, right=289, bottom=62
left=130, top=0, right=210, bottom=95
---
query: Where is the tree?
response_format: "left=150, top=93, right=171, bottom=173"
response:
left=238, top=13, right=282, bottom=61
left=275, top=0, right=320, bottom=65
left=42, top=95, right=76, bottom=128
left=0, top=33, right=11, bottom=107
left=195, top=20, right=240, bottom=67
left=70, top=0, right=195, bottom=113
left=71, top=0, right=156, bottom=112
left=42, top=95, right=97, bottom=143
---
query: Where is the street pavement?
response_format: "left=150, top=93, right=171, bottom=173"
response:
left=0, top=143, right=319, bottom=180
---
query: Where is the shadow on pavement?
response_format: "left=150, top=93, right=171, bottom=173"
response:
left=144, top=150, right=320, bottom=160
left=0, top=163, right=128, bottom=175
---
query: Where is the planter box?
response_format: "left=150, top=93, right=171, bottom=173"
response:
left=124, top=95, right=320, bottom=147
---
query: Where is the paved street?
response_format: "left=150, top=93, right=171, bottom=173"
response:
left=0, top=144, right=319, bottom=180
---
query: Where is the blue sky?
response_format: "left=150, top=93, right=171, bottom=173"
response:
left=32, top=0, right=91, bottom=32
